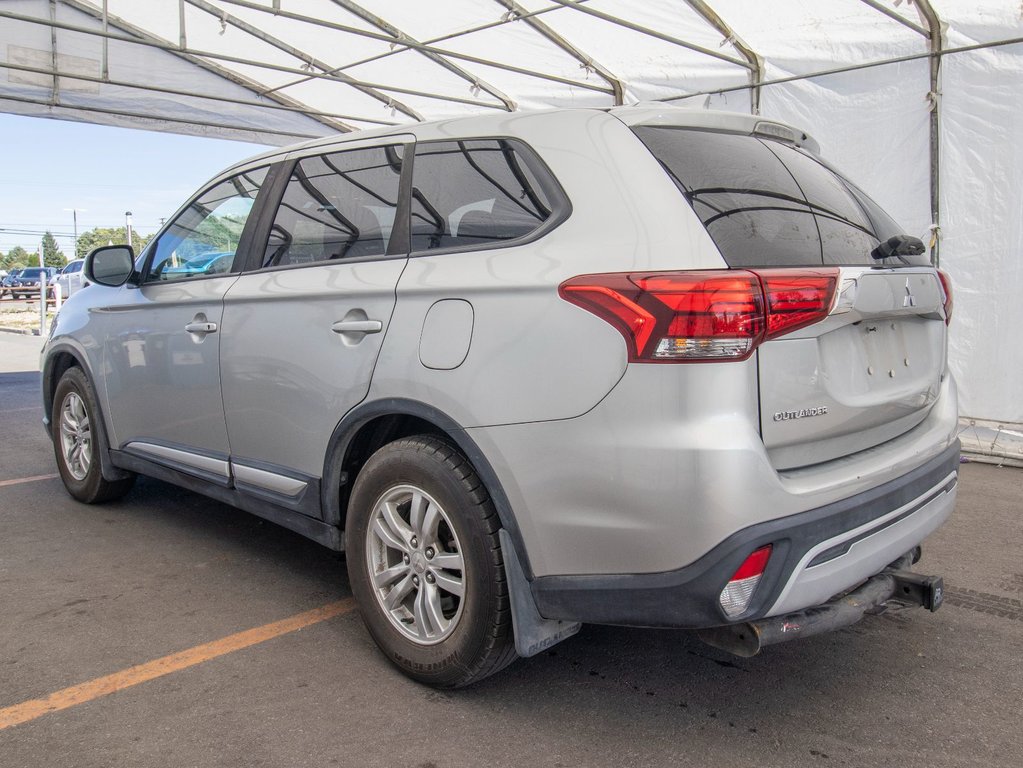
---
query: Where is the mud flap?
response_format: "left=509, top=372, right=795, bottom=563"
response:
left=500, top=530, right=581, bottom=657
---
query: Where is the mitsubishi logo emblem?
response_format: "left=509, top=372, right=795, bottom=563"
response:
left=903, top=278, right=917, bottom=308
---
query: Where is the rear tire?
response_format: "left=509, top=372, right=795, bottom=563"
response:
left=345, top=435, right=517, bottom=688
left=51, top=366, right=135, bottom=503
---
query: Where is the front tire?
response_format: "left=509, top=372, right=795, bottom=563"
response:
left=51, top=366, right=135, bottom=503
left=345, top=436, right=516, bottom=687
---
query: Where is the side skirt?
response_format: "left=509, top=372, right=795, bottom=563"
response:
left=110, top=450, right=342, bottom=551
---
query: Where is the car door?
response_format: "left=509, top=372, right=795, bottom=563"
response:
left=220, top=139, right=412, bottom=514
left=57, top=262, right=74, bottom=297
left=64, top=260, right=84, bottom=296
left=99, top=165, right=270, bottom=484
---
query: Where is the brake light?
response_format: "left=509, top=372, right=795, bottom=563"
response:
left=936, top=269, right=953, bottom=325
left=719, top=545, right=773, bottom=618
left=559, top=269, right=837, bottom=362
left=758, top=269, right=840, bottom=338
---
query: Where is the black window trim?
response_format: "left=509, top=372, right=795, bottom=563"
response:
left=405, top=135, right=571, bottom=260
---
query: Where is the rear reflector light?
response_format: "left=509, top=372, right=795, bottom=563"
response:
left=937, top=269, right=953, bottom=325
left=719, top=545, right=773, bottom=618
left=559, top=269, right=838, bottom=362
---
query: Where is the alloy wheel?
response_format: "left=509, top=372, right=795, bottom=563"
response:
left=365, top=484, right=466, bottom=645
left=59, top=391, right=92, bottom=481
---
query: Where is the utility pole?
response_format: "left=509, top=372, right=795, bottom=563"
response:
left=38, top=235, right=46, bottom=336
left=63, top=208, right=84, bottom=259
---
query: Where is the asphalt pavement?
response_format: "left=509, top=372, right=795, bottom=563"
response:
left=0, top=331, right=43, bottom=374
left=0, top=337, right=1020, bottom=768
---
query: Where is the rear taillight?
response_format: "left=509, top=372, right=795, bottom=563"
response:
left=559, top=269, right=838, bottom=362
left=719, top=545, right=773, bottom=618
left=937, top=269, right=953, bottom=325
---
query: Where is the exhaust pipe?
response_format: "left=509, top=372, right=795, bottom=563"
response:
left=698, top=553, right=943, bottom=658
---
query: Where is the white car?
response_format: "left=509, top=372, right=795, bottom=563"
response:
left=55, top=259, right=87, bottom=298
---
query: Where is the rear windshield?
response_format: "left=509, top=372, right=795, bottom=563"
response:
left=633, top=126, right=929, bottom=268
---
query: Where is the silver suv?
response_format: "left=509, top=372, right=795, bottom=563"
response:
left=42, top=106, right=958, bottom=687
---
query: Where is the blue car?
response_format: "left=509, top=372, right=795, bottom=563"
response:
left=9, top=267, right=59, bottom=299
left=157, top=251, right=234, bottom=280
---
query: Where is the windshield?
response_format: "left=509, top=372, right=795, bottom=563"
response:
left=633, top=126, right=930, bottom=269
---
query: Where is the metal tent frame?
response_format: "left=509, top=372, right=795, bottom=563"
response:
left=1, top=0, right=1022, bottom=261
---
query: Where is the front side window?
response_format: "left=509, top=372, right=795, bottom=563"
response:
left=409, top=139, right=556, bottom=252
left=263, top=145, right=403, bottom=268
left=146, top=167, right=268, bottom=282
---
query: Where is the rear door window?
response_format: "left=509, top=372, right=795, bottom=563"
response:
left=409, top=139, right=559, bottom=252
left=633, top=127, right=928, bottom=268
left=263, top=145, right=404, bottom=267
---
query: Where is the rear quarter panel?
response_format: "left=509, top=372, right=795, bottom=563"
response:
left=368, top=110, right=729, bottom=427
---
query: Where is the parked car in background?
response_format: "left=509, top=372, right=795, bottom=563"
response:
left=9, top=267, right=58, bottom=299
left=0, top=268, right=24, bottom=299
left=41, top=106, right=958, bottom=688
left=55, top=259, right=88, bottom=298
left=158, top=251, right=234, bottom=280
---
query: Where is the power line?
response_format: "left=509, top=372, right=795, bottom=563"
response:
left=0, top=228, right=76, bottom=238
left=1, top=224, right=162, bottom=230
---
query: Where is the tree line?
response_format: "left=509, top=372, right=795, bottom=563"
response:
left=0, top=228, right=154, bottom=271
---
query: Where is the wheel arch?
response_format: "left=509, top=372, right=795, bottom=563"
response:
left=322, top=398, right=534, bottom=578
left=42, top=343, right=92, bottom=429
left=43, top=342, right=131, bottom=483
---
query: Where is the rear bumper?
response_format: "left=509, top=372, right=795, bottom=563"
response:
left=10, top=285, right=51, bottom=295
left=530, top=439, right=960, bottom=628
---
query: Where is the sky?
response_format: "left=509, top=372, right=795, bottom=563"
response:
left=0, top=113, right=271, bottom=258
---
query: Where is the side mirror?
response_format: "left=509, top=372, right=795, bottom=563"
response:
left=85, top=245, right=136, bottom=287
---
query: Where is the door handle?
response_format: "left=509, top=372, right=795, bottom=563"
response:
left=331, top=319, right=382, bottom=334
left=185, top=321, right=218, bottom=334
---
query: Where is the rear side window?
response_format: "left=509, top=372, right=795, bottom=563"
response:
left=633, top=127, right=928, bottom=268
left=264, top=145, right=403, bottom=267
left=409, top=139, right=558, bottom=252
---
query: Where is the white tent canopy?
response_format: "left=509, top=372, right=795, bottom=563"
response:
left=2, top=0, right=1021, bottom=437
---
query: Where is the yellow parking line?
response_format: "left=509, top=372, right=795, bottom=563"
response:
left=0, top=599, right=356, bottom=731
left=0, top=473, right=59, bottom=488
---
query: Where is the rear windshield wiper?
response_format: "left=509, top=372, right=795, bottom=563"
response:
left=871, top=234, right=926, bottom=261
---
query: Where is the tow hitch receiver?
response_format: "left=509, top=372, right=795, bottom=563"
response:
left=698, top=558, right=944, bottom=658
left=889, top=570, right=944, bottom=612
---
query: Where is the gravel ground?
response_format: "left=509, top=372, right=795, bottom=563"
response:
left=0, top=300, right=57, bottom=333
